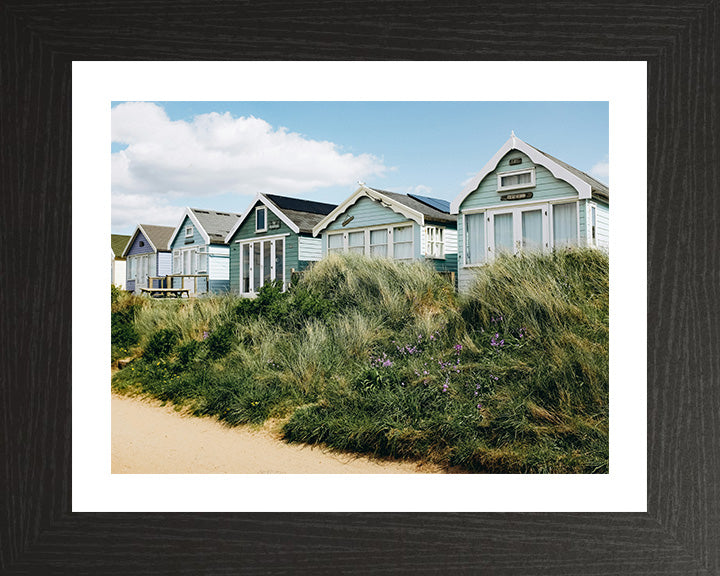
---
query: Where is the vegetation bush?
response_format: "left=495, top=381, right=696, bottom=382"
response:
left=112, top=249, right=609, bottom=473
left=143, top=328, right=180, bottom=361
left=111, top=287, right=145, bottom=360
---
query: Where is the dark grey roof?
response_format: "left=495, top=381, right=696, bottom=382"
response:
left=190, top=208, right=243, bottom=244
left=526, top=143, right=609, bottom=198
left=263, top=194, right=338, bottom=234
left=367, top=187, right=455, bottom=224
left=111, top=234, right=131, bottom=258
left=140, top=224, right=175, bottom=251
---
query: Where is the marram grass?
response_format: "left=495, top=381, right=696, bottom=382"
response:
left=112, top=249, right=609, bottom=473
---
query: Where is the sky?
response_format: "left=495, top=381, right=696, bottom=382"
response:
left=111, top=101, right=609, bottom=235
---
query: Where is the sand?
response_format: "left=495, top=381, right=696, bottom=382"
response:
left=112, top=394, right=444, bottom=474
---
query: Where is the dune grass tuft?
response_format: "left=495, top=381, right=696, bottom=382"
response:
left=112, top=249, right=609, bottom=473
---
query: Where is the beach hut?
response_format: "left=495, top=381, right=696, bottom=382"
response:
left=122, top=225, right=174, bottom=293
left=111, top=234, right=130, bottom=289
left=167, top=208, right=242, bottom=295
left=225, top=193, right=337, bottom=296
left=450, top=132, right=609, bottom=291
left=312, top=184, right=458, bottom=276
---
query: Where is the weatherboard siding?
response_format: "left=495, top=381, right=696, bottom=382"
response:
left=459, top=151, right=578, bottom=213
left=126, top=230, right=155, bottom=256
left=227, top=202, right=300, bottom=295
left=170, top=215, right=205, bottom=251
left=209, top=251, right=230, bottom=280
left=157, top=252, right=172, bottom=277
left=298, top=237, right=322, bottom=261
left=326, top=196, right=408, bottom=232
left=229, top=233, right=300, bottom=295
left=595, top=201, right=609, bottom=249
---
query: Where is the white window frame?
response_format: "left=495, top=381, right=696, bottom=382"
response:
left=325, top=222, right=415, bottom=261
left=196, top=246, right=208, bottom=273
left=327, top=232, right=345, bottom=254
left=589, top=203, right=597, bottom=247
left=497, top=167, right=536, bottom=192
left=369, top=228, right=389, bottom=257
left=549, top=200, right=580, bottom=249
left=185, top=225, right=193, bottom=238
left=424, top=226, right=445, bottom=260
left=391, top=225, right=413, bottom=261
left=255, top=206, right=267, bottom=233
left=237, top=233, right=288, bottom=295
left=462, top=209, right=487, bottom=268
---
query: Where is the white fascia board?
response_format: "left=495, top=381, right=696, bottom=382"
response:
left=168, top=207, right=210, bottom=248
left=225, top=193, right=262, bottom=243
left=450, top=135, right=592, bottom=214
left=120, top=226, right=141, bottom=258
left=261, top=195, right=301, bottom=234
left=121, top=224, right=159, bottom=257
left=225, top=193, right=300, bottom=243
left=312, top=185, right=423, bottom=237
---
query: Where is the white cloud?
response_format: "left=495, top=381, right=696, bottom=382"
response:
left=111, top=193, right=185, bottom=231
left=404, top=184, right=433, bottom=196
left=589, top=156, right=609, bottom=184
left=111, top=102, right=388, bottom=202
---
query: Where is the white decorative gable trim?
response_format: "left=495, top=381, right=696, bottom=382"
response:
left=224, top=193, right=301, bottom=243
left=450, top=134, right=593, bottom=214
left=312, top=184, right=424, bottom=237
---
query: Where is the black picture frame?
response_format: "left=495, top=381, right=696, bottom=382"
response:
left=2, top=2, right=718, bottom=574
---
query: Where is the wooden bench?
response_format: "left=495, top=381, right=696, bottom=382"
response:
left=140, top=287, right=190, bottom=298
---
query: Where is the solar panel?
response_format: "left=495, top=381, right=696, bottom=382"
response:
left=407, top=193, right=451, bottom=213
left=265, top=194, right=336, bottom=215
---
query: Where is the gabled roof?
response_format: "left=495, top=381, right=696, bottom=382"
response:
left=225, top=193, right=338, bottom=241
left=450, top=133, right=610, bottom=213
left=111, top=234, right=131, bottom=259
left=312, top=184, right=454, bottom=237
left=169, top=207, right=243, bottom=247
left=526, top=143, right=609, bottom=199
left=121, top=224, right=175, bottom=257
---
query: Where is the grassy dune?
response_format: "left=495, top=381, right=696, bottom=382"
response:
left=112, top=249, right=609, bottom=473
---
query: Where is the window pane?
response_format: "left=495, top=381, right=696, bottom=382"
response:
left=370, top=229, right=388, bottom=257
left=393, top=226, right=412, bottom=242
left=369, top=229, right=385, bottom=244
left=256, top=208, right=265, bottom=230
left=183, top=250, right=191, bottom=274
left=393, top=226, right=412, bottom=260
left=465, top=213, right=485, bottom=265
left=553, top=203, right=577, bottom=246
left=521, top=209, right=543, bottom=251
left=253, top=242, right=261, bottom=291
left=349, top=231, right=365, bottom=254
left=242, top=244, right=250, bottom=293
left=263, top=240, right=272, bottom=285
left=275, top=238, right=284, bottom=287
left=328, top=233, right=343, bottom=253
left=494, top=213, right=514, bottom=254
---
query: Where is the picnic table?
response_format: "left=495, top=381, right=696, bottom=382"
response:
left=140, top=287, right=190, bottom=298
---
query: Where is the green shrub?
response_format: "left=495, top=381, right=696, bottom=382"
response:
left=143, top=328, right=179, bottom=361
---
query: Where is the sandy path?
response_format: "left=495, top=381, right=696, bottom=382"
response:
left=112, top=394, right=444, bottom=474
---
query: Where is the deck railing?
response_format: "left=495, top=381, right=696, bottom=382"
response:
left=146, top=274, right=210, bottom=294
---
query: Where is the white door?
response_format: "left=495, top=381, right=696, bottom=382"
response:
left=139, top=255, right=149, bottom=288
left=487, top=204, right=549, bottom=259
left=240, top=238, right=285, bottom=295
